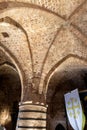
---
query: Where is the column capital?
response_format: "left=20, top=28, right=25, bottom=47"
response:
left=19, top=101, right=48, bottom=108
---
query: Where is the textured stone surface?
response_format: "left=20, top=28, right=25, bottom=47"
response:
left=0, top=0, right=87, bottom=129
left=0, top=0, right=87, bottom=96
left=0, top=0, right=85, bottom=19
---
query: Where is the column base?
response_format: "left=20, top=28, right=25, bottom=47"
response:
left=16, top=102, right=47, bottom=130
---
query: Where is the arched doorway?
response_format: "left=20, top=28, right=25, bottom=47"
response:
left=46, top=57, right=87, bottom=130
left=55, top=124, right=65, bottom=130
left=0, top=64, right=21, bottom=130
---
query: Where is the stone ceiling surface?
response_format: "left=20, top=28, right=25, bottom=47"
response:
left=0, top=21, right=32, bottom=78
left=0, top=0, right=86, bottom=19
left=0, top=0, right=87, bottom=97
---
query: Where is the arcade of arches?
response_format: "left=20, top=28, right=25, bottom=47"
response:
left=0, top=0, right=87, bottom=130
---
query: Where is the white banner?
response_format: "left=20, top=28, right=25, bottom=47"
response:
left=64, top=89, right=82, bottom=130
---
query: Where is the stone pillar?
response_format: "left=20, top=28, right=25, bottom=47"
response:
left=16, top=102, right=47, bottom=130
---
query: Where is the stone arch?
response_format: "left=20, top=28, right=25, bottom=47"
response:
left=0, top=1, right=64, bottom=19
left=0, top=63, right=21, bottom=130
left=45, top=54, right=87, bottom=95
left=0, top=0, right=86, bottom=20
left=46, top=55, right=87, bottom=130
left=0, top=44, right=23, bottom=101
left=0, top=16, right=33, bottom=75
left=0, top=5, right=64, bottom=81
left=0, top=15, right=34, bottom=89
left=0, top=14, right=34, bottom=101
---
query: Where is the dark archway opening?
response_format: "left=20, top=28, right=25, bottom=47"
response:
left=55, top=124, right=65, bottom=130
left=47, top=66, right=87, bottom=130
left=0, top=64, right=21, bottom=130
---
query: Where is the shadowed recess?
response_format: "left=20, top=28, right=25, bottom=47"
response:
left=0, top=64, right=21, bottom=130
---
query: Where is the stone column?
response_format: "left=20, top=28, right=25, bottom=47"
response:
left=16, top=102, right=47, bottom=130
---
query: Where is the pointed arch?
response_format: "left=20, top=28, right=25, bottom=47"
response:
left=0, top=43, right=23, bottom=101
left=45, top=54, right=87, bottom=95
left=0, top=16, right=33, bottom=77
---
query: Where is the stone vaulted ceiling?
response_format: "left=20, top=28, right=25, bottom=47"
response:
left=0, top=0, right=87, bottom=99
